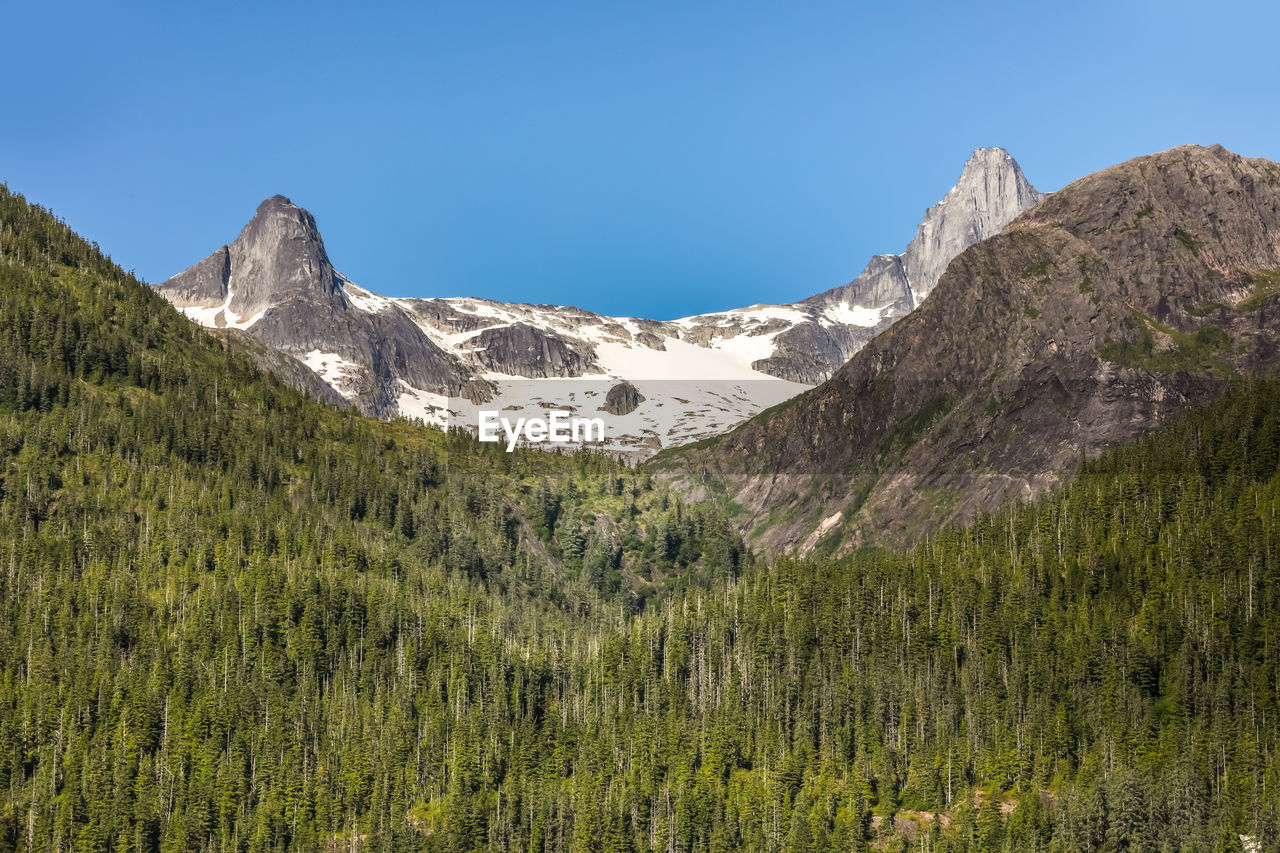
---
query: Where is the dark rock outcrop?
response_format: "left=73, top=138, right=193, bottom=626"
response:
left=466, top=323, right=597, bottom=378
left=602, top=381, right=645, bottom=415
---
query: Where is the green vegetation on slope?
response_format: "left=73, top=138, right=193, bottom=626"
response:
left=1099, top=310, right=1237, bottom=375
left=1239, top=269, right=1280, bottom=312
left=0, top=186, right=1277, bottom=852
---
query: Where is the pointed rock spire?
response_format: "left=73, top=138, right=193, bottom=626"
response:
left=156, top=194, right=346, bottom=320
left=901, top=147, right=1044, bottom=303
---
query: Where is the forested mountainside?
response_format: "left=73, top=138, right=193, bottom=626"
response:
left=0, top=184, right=743, bottom=848
left=1, top=184, right=1277, bottom=853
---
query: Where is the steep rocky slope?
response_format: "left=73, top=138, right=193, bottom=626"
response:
left=652, top=144, right=1280, bottom=552
left=156, top=150, right=1043, bottom=453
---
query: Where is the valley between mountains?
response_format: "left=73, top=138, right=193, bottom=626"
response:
left=157, top=143, right=1280, bottom=559
left=1, top=144, right=1278, bottom=851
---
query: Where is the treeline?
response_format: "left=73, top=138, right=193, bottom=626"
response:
left=0, top=184, right=1277, bottom=851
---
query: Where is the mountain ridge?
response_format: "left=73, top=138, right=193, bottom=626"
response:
left=155, top=149, right=1044, bottom=454
left=653, top=143, right=1280, bottom=553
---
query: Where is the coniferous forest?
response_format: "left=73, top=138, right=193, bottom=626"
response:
left=1, top=183, right=1278, bottom=852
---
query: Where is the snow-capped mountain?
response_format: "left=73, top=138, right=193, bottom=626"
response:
left=155, top=148, right=1043, bottom=456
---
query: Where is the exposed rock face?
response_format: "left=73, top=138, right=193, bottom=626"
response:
left=750, top=149, right=1045, bottom=383
left=900, top=147, right=1045, bottom=304
left=222, top=195, right=347, bottom=318
left=749, top=319, right=882, bottom=385
left=602, top=381, right=645, bottom=415
left=806, top=253, right=913, bottom=312
left=652, top=144, right=1280, bottom=552
left=157, top=245, right=231, bottom=306
left=467, top=323, right=598, bottom=378
left=154, top=149, right=1043, bottom=451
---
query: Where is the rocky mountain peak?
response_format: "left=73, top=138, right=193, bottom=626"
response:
left=155, top=195, right=346, bottom=322
left=961, top=146, right=1019, bottom=173
left=950, top=147, right=1037, bottom=196
left=901, top=147, right=1045, bottom=304
left=259, top=193, right=296, bottom=211
left=156, top=196, right=488, bottom=415
left=771, top=150, right=1044, bottom=384
left=225, top=195, right=345, bottom=317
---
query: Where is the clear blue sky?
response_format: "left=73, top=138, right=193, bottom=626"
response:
left=4, top=0, right=1279, bottom=319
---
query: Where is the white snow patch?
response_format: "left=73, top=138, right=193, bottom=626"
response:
left=178, top=303, right=226, bottom=325
left=822, top=302, right=886, bottom=328
left=178, top=290, right=267, bottom=330
left=591, top=337, right=771, bottom=381
left=343, top=281, right=394, bottom=314
left=571, top=323, right=634, bottom=347
left=301, top=351, right=362, bottom=398
left=395, top=381, right=450, bottom=427
left=675, top=304, right=811, bottom=328
left=448, top=300, right=522, bottom=322
left=725, top=304, right=811, bottom=324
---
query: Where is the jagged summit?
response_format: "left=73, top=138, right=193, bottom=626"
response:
left=156, top=193, right=345, bottom=323
left=155, top=195, right=482, bottom=414
left=250, top=194, right=310, bottom=222
left=237, top=197, right=343, bottom=316
left=900, top=147, right=1044, bottom=305
left=773, top=148, right=1045, bottom=381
